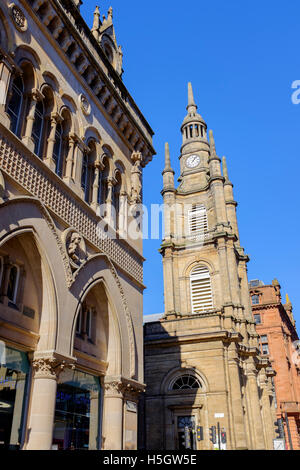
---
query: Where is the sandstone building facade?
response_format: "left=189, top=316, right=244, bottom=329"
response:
left=0, top=0, right=155, bottom=450
left=143, top=84, right=276, bottom=450
left=250, top=279, right=300, bottom=450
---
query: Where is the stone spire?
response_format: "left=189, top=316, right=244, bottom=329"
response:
left=181, top=82, right=207, bottom=144
left=187, top=82, right=197, bottom=115
left=209, top=130, right=217, bottom=157
left=164, top=142, right=172, bottom=172
left=162, top=143, right=175, bottom=192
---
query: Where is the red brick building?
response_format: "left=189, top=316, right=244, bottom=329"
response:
left=250, top=279, right=300, bottom=450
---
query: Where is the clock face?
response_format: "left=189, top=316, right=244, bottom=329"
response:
left=186, top=154, right=200, bottom=168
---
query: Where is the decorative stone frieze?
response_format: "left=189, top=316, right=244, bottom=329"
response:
left=79, top=93, right=91, bottom=116
left=130, top=152, right=142, bottom=204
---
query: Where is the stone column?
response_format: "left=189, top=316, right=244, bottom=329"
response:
left=64, top=134, right=76, bottom=180
left=26, top=357, right=67, bottom=450
left=102, top=379, right=124, bottom=450
left=22, top=89, right=41, bottom=153
left=217, top=239, right=232, bottom=307
left=73, top=138, right=86, bottom=197
left=91, top=160, right=102, bottom=211
left=245, top=363, right=266, bottom=449
left=163, top=248, right=175, bottom=315
left=119, top=191, right=128, bottom=238
left=0, top=57, right=13, bottom=127
left=258, top=368, right=275, bottom=450
left=89, top=390, right=100, bottom=450
left=106, top=177, right=116, bottom=228
left=227, top=352, right=248, bottom=449
left=9, top=374, right=27, bottom=447
left=45, top=112, right=61, bottom=171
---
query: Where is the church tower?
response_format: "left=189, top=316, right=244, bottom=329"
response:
left=143, top=84, right=276, bottom=450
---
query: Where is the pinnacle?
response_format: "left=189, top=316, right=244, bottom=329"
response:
left=187, top=82, right=197, bottom=114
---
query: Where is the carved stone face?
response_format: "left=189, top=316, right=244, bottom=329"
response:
left=68, top=232, right=82, bottom=264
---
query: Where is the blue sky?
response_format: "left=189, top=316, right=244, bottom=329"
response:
left=82, top=1, right=300, bottom=325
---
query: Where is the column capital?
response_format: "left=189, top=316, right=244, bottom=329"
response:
left=104, top=376, right=145, bottom=399
left=49, top=111, right=62, bottom=124
left=29, top=88, right=43, bottom=102
left=31, top=352, right=76, bottom=380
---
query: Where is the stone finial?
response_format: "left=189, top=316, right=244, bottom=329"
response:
left=108, top=6, right=113, bottom=19
left=209, top=130, right=217, bottom=156
left=286, top=293, right=292, bottom=306
left=164, top=142, right=172, bottom=171
left=187, top=82, right=197, bottom=114
left=73, top=0, right=83, bottom=9
left=92, top=6, right=101, bottom=30
left=222, top=156, right=229, bottom=180
left=272, top=278, right=280, bottom=287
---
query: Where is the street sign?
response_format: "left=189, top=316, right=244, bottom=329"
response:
left=273, top=439, right=285, bottom=450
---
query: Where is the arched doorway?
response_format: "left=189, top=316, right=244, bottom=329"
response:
left=52, top=280, right=115, bottom=450
left=0, top=230, right=53, bottom=449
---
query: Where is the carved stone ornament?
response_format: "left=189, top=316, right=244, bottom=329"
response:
left=62, top=228, right=88, bottom=269
left=130, top=151, right=142, bottom=204
left=32, top=358, right=67, bottom=380
left=79, top=93, right=91, bottom=116
left=104, top=381, right=125, bottom=398
left=9, top=3, right=28, bottom=32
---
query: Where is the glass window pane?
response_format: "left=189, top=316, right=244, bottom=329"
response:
left=7, top=266, right=19, bottom=303
left=254, top=314, right=261, bottom=324
left=7, top=78, right=23, bottom=137
left=53, top=369, right=101, bottom=450
left=0, top=344, right=29, bottom=450
left=32, top=101, right=44, bottom=156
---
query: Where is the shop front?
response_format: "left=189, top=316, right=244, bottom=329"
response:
left=0, top=342, right=30, bottom=450
left=52, top=368, right=102, bottom=450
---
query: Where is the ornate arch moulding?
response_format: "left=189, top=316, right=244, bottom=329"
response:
left=73, top=253, right=137, bottom=379
left=0, top=196, right=74, bottom=288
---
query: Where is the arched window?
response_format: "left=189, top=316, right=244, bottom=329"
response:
left=7, top=265, right=20, bottom=304
left=190, top=265, right=213, bottom=313
left=171, top=374, right=202, bottom=391
left=188, top=204, right=208, bottom=238
left=114, top=171, right=122, bottom=230
left=6, top=76, right=24, bottom=137
left=56, top=110, right=71, bottom=177
left=76, top=304, right=94, bottom=342
left=99, top=156, right=110, bottom=215
left=32, top=100, right=44, bottom=156
left=76, top=306, right=83, bottom=335
left=81, top=152, right=90, bottom=202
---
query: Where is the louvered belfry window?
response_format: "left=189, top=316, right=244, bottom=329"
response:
left=190, top=265, right=213, bottom=313
left=188, top=205, right=208, bottom=237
